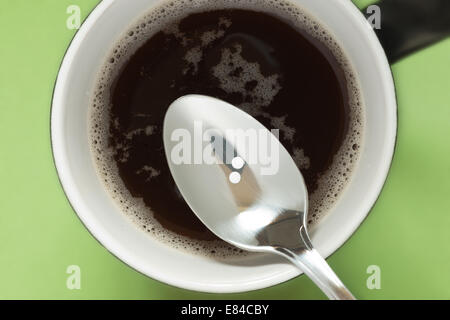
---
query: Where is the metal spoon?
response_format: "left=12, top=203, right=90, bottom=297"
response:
left=163, top=94, right=355, bottom=300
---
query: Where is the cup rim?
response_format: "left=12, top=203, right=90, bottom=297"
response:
left=51, top=0, right=397, bottom=293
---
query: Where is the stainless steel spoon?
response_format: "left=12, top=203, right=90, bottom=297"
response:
left=163, top=94, right=355, bottom=300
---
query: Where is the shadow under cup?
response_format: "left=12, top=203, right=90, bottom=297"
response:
left=51, top=0, right=396, bottom=293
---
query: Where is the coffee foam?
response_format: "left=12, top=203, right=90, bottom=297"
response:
left=89, top=0, right=364, bottom=258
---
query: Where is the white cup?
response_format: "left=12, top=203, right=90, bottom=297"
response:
left=51, top=0, right=396, bottom=293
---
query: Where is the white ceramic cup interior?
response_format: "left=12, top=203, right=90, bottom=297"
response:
left=51, top=0, right=397, bottom=293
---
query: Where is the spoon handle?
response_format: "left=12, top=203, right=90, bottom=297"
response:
left=280, top=247, right=355, bottom=300
left=275, top=225, right=355, bottom=300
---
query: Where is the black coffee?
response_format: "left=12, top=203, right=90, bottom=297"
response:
left=90, top=0, right=363, bottom=256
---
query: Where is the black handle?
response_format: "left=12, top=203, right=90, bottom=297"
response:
left=363, top=0, right=450, bottom=63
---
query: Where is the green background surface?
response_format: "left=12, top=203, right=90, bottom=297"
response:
left=0, top=0, right=449, bottom=299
